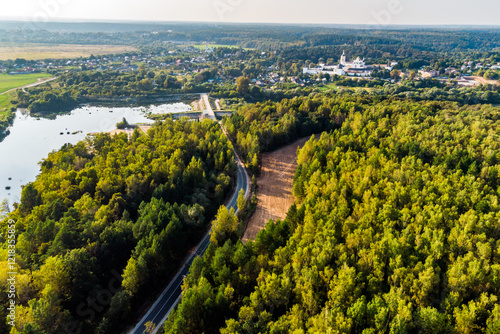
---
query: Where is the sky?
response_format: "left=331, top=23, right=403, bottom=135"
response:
left=1, top=0, right=500, bottom=26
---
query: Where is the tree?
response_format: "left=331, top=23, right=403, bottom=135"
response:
left=116, top=117, right=129, bottom=129
left=236, top=76, right=250, bottom=96
left=18, top=183, right=41, bottom=216
left=409, top=70, right=417, bottom=80
left=144, top=321, right=156, bottom=333
left=194, top=73, right=204, bottom=82
left=236, top=188, right=247, bottom=219
left=0, top=198, right=9, bottom=218
left=210, top=206, right=238, bottom=246
left=140, top=78, right=153, bottom=91
left=138, top=64, right=146, bottom=77
left=390, top=69, right=401, bottom=81
left=484, top=70, right=499, bottom=80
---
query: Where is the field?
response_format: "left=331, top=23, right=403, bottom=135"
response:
left=0, top=73, right=53, bottom=94
left=0, top=43, right=138, bottom=60
left=0, top=73, right=55, bottom=121
left=189, top=44, right=254, bottom=51
left=242, top=136, right=312, bottom=243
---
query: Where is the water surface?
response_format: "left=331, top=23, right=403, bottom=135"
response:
left=0, top=102, right=192, bottom=207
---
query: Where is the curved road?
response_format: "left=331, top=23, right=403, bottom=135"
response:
left=130, top=116, right=249, bottom=334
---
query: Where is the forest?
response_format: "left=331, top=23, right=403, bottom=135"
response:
left=1, top=21, right=500, bottom=334
left=2, top=24, right=500, bottom=53
left=0, top=119, right=237, bottom=333
left=222, top=87, right=500, bottom=175
left=165, top=96, right=500, bottom=333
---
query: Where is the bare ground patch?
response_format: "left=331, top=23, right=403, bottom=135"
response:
left=242, top=136, right=312, bottom=243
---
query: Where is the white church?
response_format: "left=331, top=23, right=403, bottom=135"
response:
left=303, top=51, right=373, bottom=77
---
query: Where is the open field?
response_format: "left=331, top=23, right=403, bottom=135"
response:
left=0, top=73, right=55, bottom=121
left=0, top=73, right=53, bottom=94
left=242, top=136, right=313, bottom=243
left=0, top=43, right=138, bottom=60
left=189, top=44, right=254, bottom=51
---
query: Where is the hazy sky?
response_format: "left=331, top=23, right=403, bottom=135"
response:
left=2, top=0, right=500, bottom=26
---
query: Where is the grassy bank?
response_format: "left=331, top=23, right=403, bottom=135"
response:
left=0, top=94, right=12, bottom=120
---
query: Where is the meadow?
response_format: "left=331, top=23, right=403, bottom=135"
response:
left=0, top=73, right=53, bottom=94
left=0, top=43, right=138, bottom=60
left=0, top=73, right=55, bottom=121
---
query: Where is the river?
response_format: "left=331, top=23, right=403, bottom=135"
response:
left=0, top=102, right=192, bottom=208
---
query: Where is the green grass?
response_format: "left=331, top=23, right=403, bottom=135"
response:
left=0, top=94, right=12, bottom=121
left=0, top=73, right=52, bottom=94
left=0, top=73, right=52, bottom=123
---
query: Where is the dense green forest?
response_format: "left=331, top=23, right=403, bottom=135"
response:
left=1, top=21, right=500, bottom=333
left=2, top=24, right=500, bottom=52
left=0, top=119, right=237, bottom=333
left=222, top=94, right=348, bottom=173
left=222, top=87, right=500, bottom=174
left=166, top=97, right=500, bottom=333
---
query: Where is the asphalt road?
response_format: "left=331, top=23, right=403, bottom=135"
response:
left=201, top=93, right=217, bottom=120
left=130, top=141, right=249, bottom=334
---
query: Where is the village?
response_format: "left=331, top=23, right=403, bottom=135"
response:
left=1, top=44, right=499, bottom=92
left=302, top=51, right=500, bottom=87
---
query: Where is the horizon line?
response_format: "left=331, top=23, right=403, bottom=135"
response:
left=1, top=17, right=500, bottom=29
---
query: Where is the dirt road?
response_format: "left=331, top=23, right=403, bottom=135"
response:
left=472, top=76, right=499, bottom=86
left=242, top=136, right=312, bottom=243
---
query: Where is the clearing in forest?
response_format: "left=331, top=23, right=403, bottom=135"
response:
left=242, top=136, right=312, bottom=243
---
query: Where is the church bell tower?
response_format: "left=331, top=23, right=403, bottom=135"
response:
left=340, top=50, right=347, bottom=65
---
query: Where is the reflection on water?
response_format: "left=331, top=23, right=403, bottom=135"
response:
left=0, top=102, right=192, bottom=207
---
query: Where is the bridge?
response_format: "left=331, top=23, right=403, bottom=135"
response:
left=165, top=94, right=232, bottom=121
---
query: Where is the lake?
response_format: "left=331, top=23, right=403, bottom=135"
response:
left=0, top=102, right=192, bottom=207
